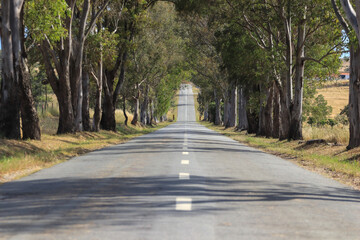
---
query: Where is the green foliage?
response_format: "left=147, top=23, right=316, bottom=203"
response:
left=25, top=0, right=70, bottom=42
left=305, top=94, right=333, bottom=126
left=335, top=114, right=349, bottom=125
left=174, top=0, right=218, bottom=14
left=86, top=29, right=120, bottom=69
left=124, top=2, right=185, bottom=118
left=327, top=118, right=337, bottom=127
left=335, top=105, right=349, bottom=125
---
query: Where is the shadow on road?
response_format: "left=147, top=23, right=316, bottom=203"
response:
left=1, top=175, right=360, bottom=233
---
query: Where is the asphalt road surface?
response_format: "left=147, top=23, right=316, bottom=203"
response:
left=1, top=84, right=360, bottom=240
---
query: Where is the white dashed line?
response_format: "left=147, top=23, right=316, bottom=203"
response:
left=182, top=152, right=189, bottom=155
left=176, top=197, right=192, bottom=211
left=179, top=172, right=190, bottom=179
left=181, top=160, right=189, bottom=165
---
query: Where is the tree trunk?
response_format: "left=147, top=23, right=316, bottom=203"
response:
left=100, top=51, right=127, bottom=131
left=289, top=20, right=306, bottom=140
left=150, top=99, right=155, bottom=125
left=237, top=86, right=248, bottom=131
left=131, top=97, right=140, bottom=125
left=71, top=60, right=83, bottom=132
left=18, top=3, right=41, bottom=140
left=347, top=45, right=360, bottom=149
left=57, top=89, right=75, bottom=134
left=100, top=90, right=116, bottom=131
left=247, top=107, right=258, bottom=134
left=70, top=0, right=90, bottom=132
left=100, top=70, right=115, bottom=131
left=279, top=86, right=291, bottom=140
left=214, top=90, right=221, bottom=125
left=19, top=62, right=41, bottom=140
left=288, top=8, right=306, bottom=140
left=203, top=102, right=209, bottom=121
left=140, top=100, right=147, bottom=125
left=140, top=86, right=149, bottom=125
left=1, top=0, right=40, bottom=139
left=284, top=13, right=293, bottom=103
left=123, top=96, right=128, bottom=126
left=272, top=83, right=280, bottom=138
left=82, top=69, right=90, bottom=131
left=223, top=90, right=230, bottom=127
left=93, top=77, right=102, bottom=132
left=264, top=85, right=274, bottom=138
left=131, top=85, right=140, bottom=125
left=275, top=70, right=292, bottom=140
left=146, top=100, right=151, bottom=125
left=38, top=2, right=75, bottom=134
left=92, top=57, right=102, bottom=132
left=258, top=84, right=267, bottom=136
left=226, top=84, right=237, bottom=128
left=0, top=0, right=21, bottom=139
left=112, top=52, right=127, bottom=108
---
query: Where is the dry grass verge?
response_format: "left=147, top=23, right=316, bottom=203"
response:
left=302, top=124, right=349, bottom=144
left=0, top=123, right=172, bottom=183
left=200, top=122, right=360, bottom=190
left=0, top=90, right=179, bottom=183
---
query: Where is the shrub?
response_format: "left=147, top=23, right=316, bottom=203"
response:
left=318, top=119, right=327, bottom=126
left=327, top=118, right=337, bottom=127
left=335, top=114, right=349, bottom=125
left=304, top=94, right=332, bottom=126
left=307, top=117, right=316, bottom=126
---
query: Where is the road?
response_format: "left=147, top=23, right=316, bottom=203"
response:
left=1, top=84, right=360, bottom=239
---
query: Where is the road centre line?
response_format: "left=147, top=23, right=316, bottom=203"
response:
left=179, top=172, right=190, bottom=179
left=181, top=160, right=189, bottom=165
left=176, top=197, right=192, bottom=211
left=182, top=152, right=189, bottom=155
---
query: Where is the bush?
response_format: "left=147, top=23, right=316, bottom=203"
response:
left=335, top=114, right=349, bottom=125
left=304, top=94, right=332, bottom=126
left=307, top=117, right=316, bottom=126
left=327, top=118, right=337, bottom=127
left=318, top=119, right=327, bottom=126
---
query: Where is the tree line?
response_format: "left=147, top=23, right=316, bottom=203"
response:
left=2, top=0, right=360, bottom=151
left=181, top=0, right=360, bottom=150
left=0, top=0, right=186, bottom=139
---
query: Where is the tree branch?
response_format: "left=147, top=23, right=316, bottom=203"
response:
left=340, top=0, right=359, bottom=38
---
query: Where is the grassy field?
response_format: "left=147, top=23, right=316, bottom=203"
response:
left=0, top=94, right=178, bottom=184
left=317, top=80, right=348, bottom=117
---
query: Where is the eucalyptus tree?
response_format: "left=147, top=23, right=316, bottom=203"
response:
left=225, top=0, right=342, bottom=140
left=99, top=0, right=150, bottom=130
left=85, top=21, right=119, bottom=131
left=0, top=0, right=41, bottom=140
left=26, top=0, right=111, bottom=134
left=126, top=2, right=185, bottom=125
left=182, top=14, right=228, bottom=126
left=215, top=21, right=270, bottom=133
left=331, top=0, right=360, bottom=149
